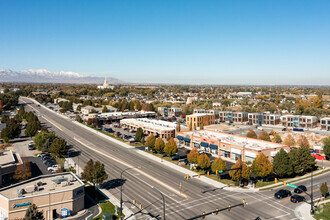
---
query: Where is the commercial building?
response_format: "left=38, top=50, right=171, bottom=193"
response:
left=53, top=98, right=69, bottom=104
left=248, top=113, right=281, bottom=126
left=193, top=109, right=220, bottom=119
left=186, top=113, right=215, bottom=128
left=99, top=111, right=156, bottom=121
left=280, top=115, right=318, bottom=128
left=219, top=111, right=248, bottom=123
left=176, top=130, right=289, bottom=163
left=0, top=172, right=84, bottom=220
left=0, top=150, right=23, bottom=186
left=120, top=118, right=178, bottom=138
left=157, top=107, right=182, bottom=118
left=248, top=113, right=264, bottom=126
left=320, top=117, right=330, bottom=131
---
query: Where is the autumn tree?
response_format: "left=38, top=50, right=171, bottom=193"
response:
left=164, top=138, right=178, bottom=157
left=272, top=134, right=282, bottom=143
left=273, top=149, right=293, bottom=177
left=246, top=130, right=257, bottom=139
left=283, top=134, right=296, bottom=147
left=187, top=147, right=200, bottom=164
left=145, top=133, right=156, bottom=150
left=297, top=135, right=310, bottom=148
left=229, top=159, right=251, bottom=184
left=251, top=153, right=273, bottom=179
left=322, top=136, right=330, bottom=159
left=320, top=182, right=328, bottom=197
left=176, top=121, right=181, bottom=132
left=197, top=154, right=210, bottom=170
left=211, top=158, right=227, bottom=173
left=154, top=137, right=165, bottom=153
left=189, top=123, right=192, bottom=131
left=200, top=121, right=204, bottom=130
left=81, top=159, right=108, bottom=187
left=24, top=204, right=44, bottom=220
left=258, top=130, right=271, bottom=142
left=14, top=159, right=32, bottom=182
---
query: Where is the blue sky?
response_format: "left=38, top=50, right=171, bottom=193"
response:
left=0, top=0, right=329, bottom=85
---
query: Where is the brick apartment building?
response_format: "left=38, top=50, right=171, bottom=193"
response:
left=248, top=113, right=281, bottom=125
left=219, top=111, right=248, bottom=123
left=158, top=107, right=182, bottom=118
left=186, top=113, right=215, bottom=128
left=320, top=117, right=330, bottom=131
left=193, top=109, right=220, bottom=119
left=280, top=115, right=318, bottom=128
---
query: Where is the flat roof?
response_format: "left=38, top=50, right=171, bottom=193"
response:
left=0, top=150, right=16, bottom=166
left=188, top=113, right=214, bottom=117
left=121, top=118, right=177, bottom=131
left=0, top=172, right=83, bottom=200
left=180, top=130, right=284, bottom=151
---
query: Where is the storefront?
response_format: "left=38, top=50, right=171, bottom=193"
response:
left=183, top=137, right=191, bottom=147
left=200, top=142, right=209, bottom=152
left=231, top=148, right=241, bottom=161
left=221, top=150, right=231, bottom=158
left=210, top=144, right=218, bottom=155
left=244, top=151, right=256, bottom=163
left=193, top=142, right=200, bottom=149
left=177, top=135, right=184, bottom=145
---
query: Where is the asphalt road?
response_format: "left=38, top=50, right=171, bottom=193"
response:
left=20, top=97, right=329, bottom=220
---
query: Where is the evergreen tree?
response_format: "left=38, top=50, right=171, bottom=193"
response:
left=24, top=204, right=44, bottom=220
left=197, top=154, right=210, bottom=170
left=25, top=121, right=40, bottom=138
left=102, top=105, right=108, bottom=113
left=176, top=121, right=181, bottom=132
left=283, top=134, right=296, bottom=146
left=246, top=130, right=257, bottom=139
left=320, top=182, right=328, bottom=197
left=289, top=146, right=316, bottom=174
left=187, top=147, right=200, bottom=164
left=34, top=131, right=56, bottom=151
left=211, top=157, right=226, bottom=173
left=252, top=153, right=273, bottom=179
left=49, top=137, right=68, bottom=157
left=135, top=128, right=144, bottom=142
left=164, top=138, right=178, bottom=157
left=154, top=137, right=165, bottom=152
left=273, top=149, right=293, bottom=177
left=258, top=130, right=271, bottom=141
left=322, top=136, right=330, bottom=159
left=145, top=133, right=156, bottom=150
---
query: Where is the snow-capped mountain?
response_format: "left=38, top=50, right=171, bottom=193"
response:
left=0, top=69, right=125, bottom=84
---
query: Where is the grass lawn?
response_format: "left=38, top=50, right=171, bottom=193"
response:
left=313, top=202, right=330, bottom=220
left=93, top=201, right=124, bottom=220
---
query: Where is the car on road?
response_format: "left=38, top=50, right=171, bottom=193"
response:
left=274, top=189, right=291, bottom=199
left=294, top=185, right=307, bottom=194
left=28, top=142, right=34, bottom=150
left=290, top=195, right=305, bottom=203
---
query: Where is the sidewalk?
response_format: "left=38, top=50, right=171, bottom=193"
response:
left=294, top=203, right=315, bottom=220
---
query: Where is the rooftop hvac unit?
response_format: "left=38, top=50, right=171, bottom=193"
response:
left=61, top=181, right=69, bottom=187
left=36, top=181, right=43, bottom=186
left=70, top=176, right=76, bottom=182
left=17, top=187, right=24, bottom=197
left=51, top=177, right=68, bottom=184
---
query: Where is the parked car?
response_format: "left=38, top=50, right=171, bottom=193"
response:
left=28, top=142, right=34, bottom=150
left=294, top=185, right=307, bottom=194
left=274, top=189, right=291, bottom=199
left=290, top=195, right=305, bottom=203
left=37, top=153, right=47, bottom=158
left=172, top=155, right=180, bottom=160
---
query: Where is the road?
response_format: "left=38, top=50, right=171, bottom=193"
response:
left=20, top=97, right=329, bottom=220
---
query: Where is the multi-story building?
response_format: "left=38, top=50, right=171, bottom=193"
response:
left=0, top=150, right=23, bottom=186
left=280, top=115, right=318, bottom=128
left=320, top=117, right=330, bottom=131
left=176, top=130, right=289, bottom=163
left=263, top=113, right=281, bottom=125
left=194, top=109, right=220, bottom=119
left=186, top=113, right=215, bottom=128
left=158, top=107, right=182, bottom=117
left=248, top=113, right=264, bottom=126
left=0, top=172, right=84, bottom=220
left=120, top=118, right=179, bottom=138
left=219, top=111, right=248, bottom=123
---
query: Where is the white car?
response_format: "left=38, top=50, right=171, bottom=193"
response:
left=47, top=165, right=60, bottom=171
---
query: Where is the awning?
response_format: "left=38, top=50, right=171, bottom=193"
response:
left=200, top=142, right=209, bottom=147
left=231, top=148, right=241, bottom=154
left=183, top=137, right=191, bottom=142
left=210, top=144, right=218, bottom=149
left=244, top=151, right=256, bottom=158
left=177, top=135, right=183, bottom=140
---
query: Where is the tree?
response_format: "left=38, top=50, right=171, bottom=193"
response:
left=188, top=123, right=192, bottom=131
left=258, top=130, right=271, bottom=142
left=283, top=134, right=296, bottom=146
left=14, top=159, right=32, bottom=182
left=176, top=121, right=181, bottom=132
left=246, top=130, right=257, bottom=139
left=145, top=134, right=156, bottom=150
left=320, top=182, right=328, bottom=197
left=252, top=153, right=273, bottom=179
left=141, top=136, right=145, bottom=145
left=135, top=128, right=144, bottom=142
left=187, top=147, right=200, bottom=164
left=0, top=123, right=20, bottom=141
left=102, top=105, right=108, bottom=113
left=197, top=154, right=210, bottom=170
left=200, top=121, right=204, bottom=130
left=289, top=146, right=316, bottom=174
left=272, top=134, right=282, bottom=143
left=49, top=137, right=68, bottom=157
left=154, top=137, right=165, bottom=152
left=25, top=121, right=40, bottom=138
left=81, top=159, right=108, bottom=187
left=164, top=138, right=178, bottom=157
left=229, top=158, right=243, bottom=182
left=297, top=135, right=310, bottom=148
left=211, top=158, right=227, bottom=173
left=273, top=149, right=293, bottom=177
left=34, top=131, right=56, bottom=151
left=322, top=136, right=330, bottom=159
left=24, top=204, right=44, bottom=220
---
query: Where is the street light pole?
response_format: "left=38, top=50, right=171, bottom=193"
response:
left=311, top=170, right=314, bottom=215
left=151, top=186, right=165, bottom=220
left=120, top=166, right=140, bottom=220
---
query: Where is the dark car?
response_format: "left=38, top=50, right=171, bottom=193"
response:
left=172, top=155, right=180, bottom=160
left=28, top=142, right=34, bottom=150
left=290, top=195, right=305, bottom=203
left=294, top=185, right=307, bottom=194
left=274, top=189, right=291, bottom=199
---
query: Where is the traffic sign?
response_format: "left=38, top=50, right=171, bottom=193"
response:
left=287, top=183, right=297, bottom=188
left=218, top=170, right=223, bottom=173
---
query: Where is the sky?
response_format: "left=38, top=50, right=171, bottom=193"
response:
left=0, top=0, right=330, bottom=85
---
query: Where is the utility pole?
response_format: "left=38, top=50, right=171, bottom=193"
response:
left=311, top=170, right=314, bottom=215
left=151, top=186, right=166, bottom=220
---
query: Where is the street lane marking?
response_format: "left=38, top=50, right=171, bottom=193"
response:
left=280, top=188, right=324, bottom=203
left=73, top=137, right=188, bottom=198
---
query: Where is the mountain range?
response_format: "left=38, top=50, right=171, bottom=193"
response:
left=0, top=69, right=125, bottom=84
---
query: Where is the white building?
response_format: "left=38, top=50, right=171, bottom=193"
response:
left=97, top=76, right=115, bottom=90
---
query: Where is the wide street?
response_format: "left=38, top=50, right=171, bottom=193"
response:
left=20, top=97, right=329, bottom=220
